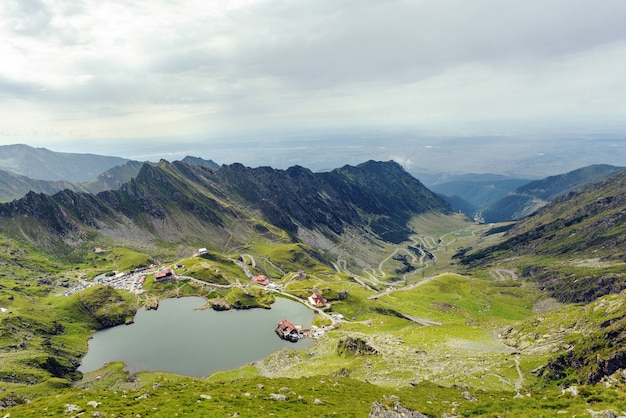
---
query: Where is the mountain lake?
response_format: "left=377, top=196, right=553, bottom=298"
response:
left=79, top=296, right=315, bottom=377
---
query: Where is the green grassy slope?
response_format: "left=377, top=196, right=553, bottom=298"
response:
left=2, top=162, right=626, bottom=416
left=483, top=164, right=624, bottom=222
left=459, top=169, right=626, bottom=303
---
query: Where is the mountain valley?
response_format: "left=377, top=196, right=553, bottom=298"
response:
left=0, top=153, right=625, bottom=416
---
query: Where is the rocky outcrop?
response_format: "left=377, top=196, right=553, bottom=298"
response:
left=587, top=350, right=626, bottom=384
left=459, top=168, right=626, bottom=304
left=74, top=286, right=136, bottom=329
left=369, top=400, right=428, bottom=418
left=539, top=330, right=626, bottom=384
left=215, top=160, right=450, bottom=244
left=337, top=337, right=378, bottom=356
left=210, top=299, right=230, bottom=311
left=0, top=160, right=450, bottom=258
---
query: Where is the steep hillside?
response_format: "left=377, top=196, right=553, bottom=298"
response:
left=0, top=156, right=219, bottom=203
left=502, top=289, right=626, bottom=386
left=180, top=156, right=220, bottom=169
left=214, top=160, right=450, bottom=244
left=0, top=169, right=77, bottom=202
left=82, top=160, right=144, bottom=194
left=0, top=160, right=450, bottom=258
left=0, top=161, right=145, bottom=203
left=430, top=174, right=530, bottom=216
left=483, top=164, right=624, bottom=222
left=459, top=168, right=626, bottom=303
left=0, top=144, right=130, bottom=182
left=322, top=161, right=450, bottom=242
left=438, top=194, right=476, bottom=217
left=448, top=167, right=626, bottom=390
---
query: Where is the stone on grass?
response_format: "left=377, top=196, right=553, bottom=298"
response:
left=369, top=400, right=428, bottom=418
left=562, top=386, right=578, bottom=397
left=64, top=404, right=80, bottom=414
left=586, top=409, right=625, bottom=418
left=461, top=391, right=477, bottom=402
left=269, top=393, right=288, bottom=401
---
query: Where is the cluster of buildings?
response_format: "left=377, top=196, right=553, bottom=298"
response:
left=62, top=281, right=94, bottom=296
left=250, top=274, right=283, bottom=291
left=62, top=270, right=147, bottom=296
left=94, top=271, right=147, bottom=292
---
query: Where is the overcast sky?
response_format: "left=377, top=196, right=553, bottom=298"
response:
left=1, top=0, right=626, bottom=159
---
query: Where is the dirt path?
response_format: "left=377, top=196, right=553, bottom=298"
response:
left=399, top=312, right=442, bottom=326
left=367, top=273, right=448, bottom=300
left=240, top=254, right=256, bottom=268
left=332, top=260, right=377, bottom=291
left=229, top=256, right=253, bottom=278
left=178, top=275, right=237, bottom=288
left=514, top=354, right=524, bottom=396
left=263, top=257, right=285, bottom=275
left=490, top=269, right=519, bottom=281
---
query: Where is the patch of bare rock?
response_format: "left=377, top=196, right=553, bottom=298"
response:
left=369, top=399, right=428, bottom=418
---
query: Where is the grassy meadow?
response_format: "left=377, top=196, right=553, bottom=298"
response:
left=2, top=214, right=626, bottom=416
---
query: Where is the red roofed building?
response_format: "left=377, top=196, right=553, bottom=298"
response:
left=251, top=275, right=269, bottom=285
left=275, top=319, right=300, bottom=342
left=154, top=268, right=173, bottom=282
left=308, top=293, right=327, bottom=308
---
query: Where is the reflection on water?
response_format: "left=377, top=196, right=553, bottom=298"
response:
left=79, top=297, right=314, bottom=377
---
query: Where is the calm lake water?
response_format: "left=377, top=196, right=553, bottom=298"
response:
left=79, top=296, right=315, bottom=377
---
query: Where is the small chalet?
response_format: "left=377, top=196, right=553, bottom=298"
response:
left=275, top=319, right=300, bottom=342
left=154, top=268, right=173, bottom=282
left=197, top=247, right=208, bottom=255
left=251, top=275, right=269, bottom=285
left=93, top=247, right=105, bottom=254
left=308, top=293, right=327, bottom=308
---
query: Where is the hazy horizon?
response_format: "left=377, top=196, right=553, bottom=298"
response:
left=1, top=1, right=625, bottom=178
left=4, top=127, right=621, bottom=183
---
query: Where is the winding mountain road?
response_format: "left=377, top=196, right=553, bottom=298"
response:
left=367, top=273, right=449, bottom=300
left=490, top=269, right=519, bottom=281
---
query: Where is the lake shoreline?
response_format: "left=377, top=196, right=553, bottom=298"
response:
left=79, top=296, right=315, bottom=378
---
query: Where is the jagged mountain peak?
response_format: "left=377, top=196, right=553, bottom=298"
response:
left=180, top=156, right=220, bottom=169
left=0, top=159, right=449, bottom=256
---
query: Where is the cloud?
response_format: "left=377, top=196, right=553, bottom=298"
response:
left=3, top=0, right=54, bottom=37
left=1, top=0, right=626, bottom=146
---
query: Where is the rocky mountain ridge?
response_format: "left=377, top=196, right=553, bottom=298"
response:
left=0, top=159, right=450, bottom=259
left=459, top=168, right=626, bottom=303
left=482, top=164, right=624, bottom=222
left=0, top=154, right=221, bottom=203
left=0, top=144, right=130, bottom=182
left=430, top=174, right=530, bottom=217
left=2, top=153, right=626, bottom=415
